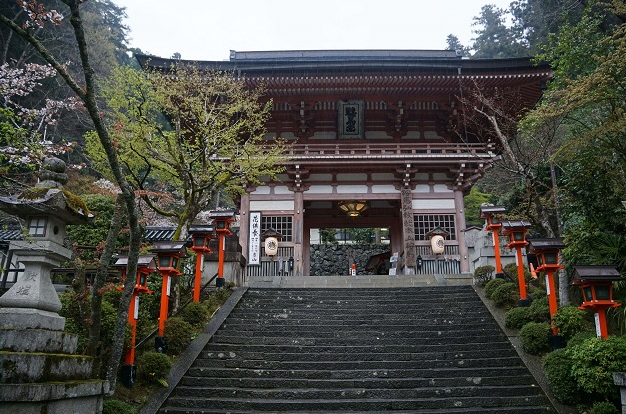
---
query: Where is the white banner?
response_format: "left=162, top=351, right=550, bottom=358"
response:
left=249, top=212, right=261, bottom=265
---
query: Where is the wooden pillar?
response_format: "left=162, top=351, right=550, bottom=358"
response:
left=293, top=190, right=304, bottom=276
left=454, top=189, right=470, bottom=273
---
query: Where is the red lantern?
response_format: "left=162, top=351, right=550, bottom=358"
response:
left=480, top=205, right=506, bottom=275
left=208, top=210, right=236, bottom=288
left=573, top=266, right=621, bottom=339
left=188, top=225, right=216, bottom=302
left=502, top=220, right=533, bottom=306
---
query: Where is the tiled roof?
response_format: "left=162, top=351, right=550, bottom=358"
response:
left=0, top=228, right=22, bottom=241
left=144, top=226, right=177, bottom=242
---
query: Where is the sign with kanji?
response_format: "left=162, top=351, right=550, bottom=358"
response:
left=248, top=212, right=261, bottom=265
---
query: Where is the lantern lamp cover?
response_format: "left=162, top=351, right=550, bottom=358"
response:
left=528, top=238, right=566, bottom=252
left=573, top=265, right=622, bottom=283
left=479, top=204, right=506, bottom=219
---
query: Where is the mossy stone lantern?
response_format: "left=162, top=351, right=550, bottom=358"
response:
left=573, top=265, right=621, bottom=339
left=480, top=204, right=506, bottom=277
left=528, top=238, right=566, bottom=335
left=150, top=241, right=188, bottom=352
left=502, top=220, right=533, bottom=306
left=114, top=255, right=157, bottom=387
left=188, top=224, right=215, bottom=302
left=208, top=210, right=236, bottom=288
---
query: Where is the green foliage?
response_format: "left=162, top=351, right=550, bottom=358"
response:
left=163, top=317, right=194, bottom=356
left=491, top=282, right=519, bottom=308
left=503, top=262, right=531, bottom=283
left=590, top=401, right=620, bottom=414
left=552, top=305, right=592, bottom=339
left=543, top=348, right=580, bottom=405
left=179, top=301, right=210, bottom=328
left=464, top=188, right=493, bottom=226
left=519, top=322, right=551, bottom=355
left=471, top=4, right=529, bottom=58
left=137, top=351, right=172, bottom=386
left=102, top=398, right=135, bottom=414
left=567, top=336, right=626, bottom=401
left=484, top=278, right=506, bottom=299
left=473, top=265, right=495, bottom=286
left=529, top=296, right=550, bottom=322
left=504, top=306, right=534, bottom=329
left=319, top=228, right=338, bottom=245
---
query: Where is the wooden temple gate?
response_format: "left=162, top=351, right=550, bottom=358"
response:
left=140, top=50, right=551, bottom=277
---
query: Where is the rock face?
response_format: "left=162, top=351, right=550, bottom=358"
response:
left=310, top=244, right=389, bottom=276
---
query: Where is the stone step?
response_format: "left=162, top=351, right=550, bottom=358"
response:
left=193, top=357, right=523, bottom=371
left=209, top=331, right=506, bottom=345
left=185, top=366, right=535, bottom=380
left=160, top=407, right=553, bottom=414
left=162, top=394, right=552, bottom=412
left=200, top=348, right=518, bottom=362
left=173, top=384, right=545, bottom=400
left=179, top=374, right=537, bottom=389
left=201, top=341, right=515, bottom=355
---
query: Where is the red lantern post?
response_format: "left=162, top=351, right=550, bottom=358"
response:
left=480, top=205, right=506, bottom=277
left=528, top=238, right=566, bottom=334
left=209, top=210, right=236, bottom=288
left=188, top=225, right=215, bottom=302
left=114, top=255, right=156, bottom=388
left=573, top=266, right=621, bottom=339
left=150, top=241, right=188, bottom=352
left=502, top=220, right=533, bottom=306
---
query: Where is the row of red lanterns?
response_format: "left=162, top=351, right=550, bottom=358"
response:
left=114, top=210, right=236, bottom=387
left=480, top=205, right=621, bottom=340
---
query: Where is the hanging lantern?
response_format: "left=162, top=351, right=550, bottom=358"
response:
left=338, top=200, right=369, bottom=218
left=425, top=226, right=449, bottom=255
left=264, top=237, right=279, bottom=256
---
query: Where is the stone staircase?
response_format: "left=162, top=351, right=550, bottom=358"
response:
left=155, top=286, right=556, bottom=413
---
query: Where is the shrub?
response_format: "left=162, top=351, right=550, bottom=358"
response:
left=179, top=301, right=210, bottom=327
left=552, top=305, right=592, bottom=339
left=567, top=336, right=626, bottom=401
left=491, top=282, right=519, bottom=308
left=519, top=321, right=551, bottom=355
left=567, top=331, right=596, bottom=348
left=505, top=306, right=533, bottom=329
left=164, top=317, right=194, bottom=355
left=543, top=348, right=580, bottom=404
left=485, top=278, right=506, bottom=299
left=590, top=401, right=620, bottom=414
left=102, top=398, right=135, bottom=414
left=474, top=265, right=495, bottom=286
left=137, top=351, right=172, bottom=385
left=504, top=262, right=531, bottom=283
left=529, top=296, right=550, bottom=322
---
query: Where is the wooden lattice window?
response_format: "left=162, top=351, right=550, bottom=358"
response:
left=261, top=216, right=293, bottom=242
left=414, top=214, right=456, bottom=241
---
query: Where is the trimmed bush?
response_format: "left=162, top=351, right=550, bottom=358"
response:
left=474, top=265, right=495, bottom=286
left=164, top=317, right=194, bottom=355
left=529, top=296, right=550, bottom=322
left=543, top=348, right=580, bottom=404
left=485, top=278, right=506, bottom=299
left=504, top=306, right=533, bottom=329
left=568, top=336, right=626, bottom=401
left=590, top=401, right=620, bottom=414
left=103, top=398, right=135, bottom=414
left=179, top=301, right=210, bottom=327
left=137, top=351, right=172, bottom=385
left=552, top=305, right=591, bottom=338
left=567, top=331, right=595, bottom=347
left=491, top=282, right=519, bottom=308
left=519, top=321, right=551, bottom=355
left=504, top=262, right=531, bottom=282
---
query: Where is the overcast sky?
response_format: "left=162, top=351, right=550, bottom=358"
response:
left=122, top=1, right=513, bottom=61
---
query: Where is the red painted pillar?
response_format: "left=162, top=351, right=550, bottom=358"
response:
left=545, top=270, right=558, bottom=334
left=125, top=292, right=138, bottom=365
left=493, top=231, right=503, bottom=274
left=158, top=274, right=170, bottom=336
left=515, top=246, right=528, bottom=302
left=217, top=233, right=225, bottom=283
left=193, top=252, right=203, bottom=302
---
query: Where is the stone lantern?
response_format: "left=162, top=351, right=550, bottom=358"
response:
left=572, top=265, right=621, bottom=339
left=150, top=241, right=188, bottom=353
left=208, top=210, right=236, bottom=288
left=0, top=157, right=107, bottom=412
left=502, top=220, right=533, bottom=306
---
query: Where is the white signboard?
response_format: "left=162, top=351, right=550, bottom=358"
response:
left=134, top=296, right=139, bottom=320
left=248, top=212, right=261, bottom=265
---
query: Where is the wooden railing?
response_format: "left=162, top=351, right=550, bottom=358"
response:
left=285, top=142, right=489, bottom=158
